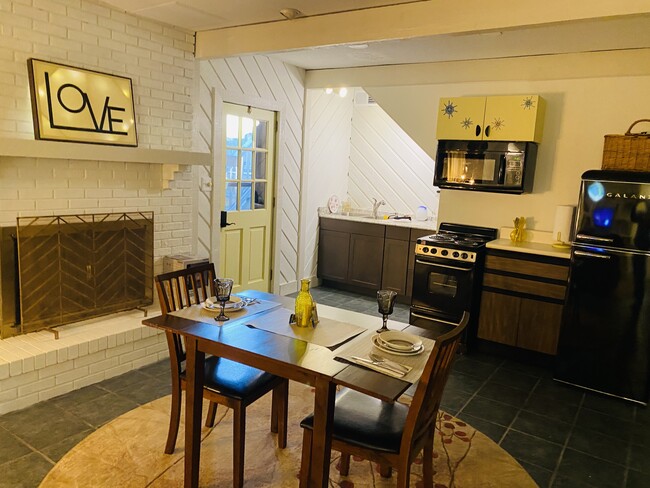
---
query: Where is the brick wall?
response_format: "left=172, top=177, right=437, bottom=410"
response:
left=0, top=0, right=201, bottom=262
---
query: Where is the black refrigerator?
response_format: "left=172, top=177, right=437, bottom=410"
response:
left=555, top=170, right=650, bottom=405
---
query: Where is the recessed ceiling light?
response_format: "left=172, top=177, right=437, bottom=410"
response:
left=339, top=87, right=348, bottom=98
left=279, top=8, right=303, bottom=20
left=348, top=43, right=369, bottom=50
left=325, top=87, right=333, bottom=94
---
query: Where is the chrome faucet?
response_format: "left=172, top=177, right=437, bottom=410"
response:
left=371, top=198, right=386, bottom=219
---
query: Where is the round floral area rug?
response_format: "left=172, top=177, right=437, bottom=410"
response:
left=40, top=383, right=537, bottom=487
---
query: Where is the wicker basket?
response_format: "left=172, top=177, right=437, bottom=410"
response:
left=602, top=119, right=650, bottom=171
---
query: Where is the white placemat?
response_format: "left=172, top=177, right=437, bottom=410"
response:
left=245, top=307, right=366, bottom=349
left=334, top=331, right=435, bottom=382
left=169, top=298, right=281, bottom=323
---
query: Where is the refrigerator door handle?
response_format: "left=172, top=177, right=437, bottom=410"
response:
left=575, top=233, right=615, bottom=243
left=574, top=250, right=612, bottom=259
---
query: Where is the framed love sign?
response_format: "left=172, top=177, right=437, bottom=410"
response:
left=27, top=59, right=138, bottom=146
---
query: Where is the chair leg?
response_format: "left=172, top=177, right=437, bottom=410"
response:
left=299, top=428, right=313, bottom=488
left=339, top=453, right=351, bottom=476
left=164, top=378, right=182, bottom=454
left=271, top=379, right=289, bottom=449
left=233, top=404, right=245, bottom=488
left=422, top=426, right=435, bottom=488
left=379, top=464, right=392, bottom=478
left=205, top=401, right=218, bottom=428
left=396, top=460, right=411, bottom=488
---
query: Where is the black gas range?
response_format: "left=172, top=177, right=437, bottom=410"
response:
left=409, top=223, right=498, bottom=349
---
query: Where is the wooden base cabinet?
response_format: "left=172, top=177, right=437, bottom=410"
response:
left=477, top=250, right=568, bottom=355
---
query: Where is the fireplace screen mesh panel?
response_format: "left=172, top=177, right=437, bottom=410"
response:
left=16, top=212, right=154, bottom=334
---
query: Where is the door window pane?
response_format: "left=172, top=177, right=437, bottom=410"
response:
left=254, top=182, right=266, bottom=209
left=226, top=115, right=239, bottom=147
left=225, top=182, right=238, bottom=211
left=255, top=152, right=267, bottom=179
left=242, top=117, right=253, bottom=148
left=255, top=120, right=268, bottom=149
left=226, top=149, right=238, bottom=179
left=240, top=182, right=252, bottom=210
left=241, top=151, right=253, bottom=180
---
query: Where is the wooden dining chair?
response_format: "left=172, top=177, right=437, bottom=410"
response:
left=298, top=312, right=470, bottom=488
left=155, top=263, right=289, bottom=488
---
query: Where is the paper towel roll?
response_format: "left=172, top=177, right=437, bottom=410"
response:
left=553, top=205, right=575, bottom=244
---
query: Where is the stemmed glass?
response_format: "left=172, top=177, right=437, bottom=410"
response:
left=376, top=290, right=397, bottom=333
left=213, top=278, right=234, bottom=322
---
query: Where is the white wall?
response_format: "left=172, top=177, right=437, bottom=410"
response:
left=198, top=56, right=306, bottom=294
left=349, top=91, right=438, bottom=222
left=0, top=0, right=199, bottom=267
left=368, top=75, right=650, bottom=233
left=301, top=88, right=353, bottom=280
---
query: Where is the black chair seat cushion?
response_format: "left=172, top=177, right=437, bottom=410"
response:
left=300, top=388, right=408, bottom=453
left=182, top=356, right=278, bottom=401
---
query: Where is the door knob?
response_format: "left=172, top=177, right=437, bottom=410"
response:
left=220, top=211, right=235, bottom=228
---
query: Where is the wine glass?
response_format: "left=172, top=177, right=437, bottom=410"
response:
left=213, top=278, right=234, bottom=322
left=376, top=290, right=397, bottom=333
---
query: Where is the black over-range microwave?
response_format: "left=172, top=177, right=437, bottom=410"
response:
left=434, top=140, right=537, bottom=194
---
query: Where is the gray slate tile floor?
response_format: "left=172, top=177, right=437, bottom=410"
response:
left=0, top=286, right=648, bottom=488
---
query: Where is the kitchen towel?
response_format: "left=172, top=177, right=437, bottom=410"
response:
left=553, top=205, right=575, bottom=244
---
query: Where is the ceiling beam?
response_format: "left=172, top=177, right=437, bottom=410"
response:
left=195, top=0, right=650, bottom=59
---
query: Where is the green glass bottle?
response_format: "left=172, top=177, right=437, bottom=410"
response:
left=294, top=278, right=314, bottom=327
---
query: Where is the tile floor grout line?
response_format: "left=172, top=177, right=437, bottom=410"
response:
left=548, top=392, right=586, bottom=487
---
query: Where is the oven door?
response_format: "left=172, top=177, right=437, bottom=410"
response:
left=411, top=256, right=474, bottom=321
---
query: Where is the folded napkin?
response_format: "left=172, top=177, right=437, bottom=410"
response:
left=345, top=356, right=412, bottom=379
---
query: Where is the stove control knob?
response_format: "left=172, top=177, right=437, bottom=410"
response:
left=441, top=249, right=448, bottom=256
left=452, top=251, right=459, bottom=258
left=422, top=247, right=429, bottom=254
left=461, top=252, right=469, bottom=260
left=416, top=239, right=422, bottom=244
left=430, top=248, right=437, bottom=254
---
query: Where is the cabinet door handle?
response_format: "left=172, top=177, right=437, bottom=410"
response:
left=574, top=250, right=611, bottom=259
left=475, top=124, right=481, bottom=137
left=484, top=125, right=491, bottom=138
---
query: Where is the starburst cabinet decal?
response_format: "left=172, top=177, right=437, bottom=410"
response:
left=442, top=100, right=457, bottom=118
left=521, top=97, right=535, bottom=110
left=461, top=118, right=473, bottom=129
left=492, top=118, right=505, bottom=131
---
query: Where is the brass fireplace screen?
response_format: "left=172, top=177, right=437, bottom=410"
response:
left=13, top=212, right=153, bottom=336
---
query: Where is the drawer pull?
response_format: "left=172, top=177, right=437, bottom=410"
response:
left=574, top=250, right=611, bottom=259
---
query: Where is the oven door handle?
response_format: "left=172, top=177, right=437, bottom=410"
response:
left=410, top=311, right=461, bottom=326
left=415, top=259, right=472, bottom=272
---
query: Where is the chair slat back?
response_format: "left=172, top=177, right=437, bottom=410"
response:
left=154, top=263, right=216, bottom=367
left=154, top=263, right=216, bottom=314
left=400, top=312, right=470, bottom=456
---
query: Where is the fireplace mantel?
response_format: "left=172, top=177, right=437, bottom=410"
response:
left=0, top=137, right=211, bottom=165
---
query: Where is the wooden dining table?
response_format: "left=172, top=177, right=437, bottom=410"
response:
left=142, top=290, right=424, bottom=488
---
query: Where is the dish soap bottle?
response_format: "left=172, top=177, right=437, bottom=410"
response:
left=294, top=278, right=315, bottom=327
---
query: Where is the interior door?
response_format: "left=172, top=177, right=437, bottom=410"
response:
left=220, top=103, right=276, bottom=293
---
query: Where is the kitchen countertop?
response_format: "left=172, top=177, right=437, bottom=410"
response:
left=487, top=228, right=571, bottom=259
left=319, top=208, right=437, bottom=232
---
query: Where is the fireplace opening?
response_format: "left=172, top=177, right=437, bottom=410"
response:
left=0, top=212, right=154, bottom=339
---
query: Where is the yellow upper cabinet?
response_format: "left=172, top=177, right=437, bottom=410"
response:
left=437, top=95, right=545, bottom=143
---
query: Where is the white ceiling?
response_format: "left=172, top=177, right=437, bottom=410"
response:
left=98, top=0, right=650, bottom=70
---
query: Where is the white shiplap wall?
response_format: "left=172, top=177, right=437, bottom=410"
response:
left=349, top=92, right=439, bottom=223
left=198, top=56, right=306, bottom=294
left=301, top=89, right=353, bottom=280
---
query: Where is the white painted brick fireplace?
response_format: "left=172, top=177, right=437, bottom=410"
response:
left=0, top=0, right=203, bottom=414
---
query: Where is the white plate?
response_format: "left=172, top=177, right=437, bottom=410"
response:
left=371, top=335, right=424, bottom=356
left=203, top=295, right=244, bottom=311
left=376, top=330, right=423, bottom=352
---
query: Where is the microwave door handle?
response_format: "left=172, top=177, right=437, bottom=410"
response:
left=575, top=234, right=615, bottom=244
left=497, top=155, right=506, bottom=184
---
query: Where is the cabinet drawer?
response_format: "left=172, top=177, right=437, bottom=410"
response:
left=483, top=273, right=566, bottom=300
left=320, top=218, right=386, bottom=237
left=485, top=255, right=569, bottom=281
left=386, top=226, right=410, bottom=240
